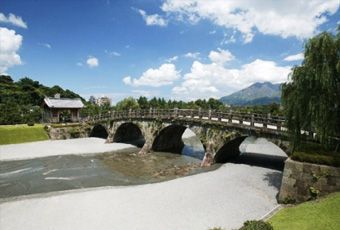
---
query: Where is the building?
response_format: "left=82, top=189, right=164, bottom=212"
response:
left=42, top=94, right=84, bottom=123
left=96, top=96, right=111, bottom=106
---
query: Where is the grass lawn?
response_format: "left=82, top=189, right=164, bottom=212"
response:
left=268, top=192, right=340, bottom=230
left=0, top=124, right=49, bottom=145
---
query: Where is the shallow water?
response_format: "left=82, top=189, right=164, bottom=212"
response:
left=0, top=149, right=219, bottom=199
left=0, top=133, right=286, bottom=200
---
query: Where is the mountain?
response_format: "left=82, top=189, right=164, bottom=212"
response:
left=0, top=75, right=84, bottom=106
left=220, top=82, right=282, bottom=106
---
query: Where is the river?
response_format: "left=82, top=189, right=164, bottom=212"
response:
left=0, top=129, right=285, bottom=199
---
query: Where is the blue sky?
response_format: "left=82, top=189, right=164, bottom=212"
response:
left=0, top=0, right=339, bottom=103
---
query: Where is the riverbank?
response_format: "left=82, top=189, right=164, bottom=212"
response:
left=0, top=124, right=49, bottom=145
left=0, top=162, right=281, bottom=230
left=0, top=138, right=136, bottom=161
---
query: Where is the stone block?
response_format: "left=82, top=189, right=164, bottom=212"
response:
left=293, top=161, right=304, bottom=172
left=284, top=159, right=295, bottom=168
left=303, top=163, right=314, bottom=173
left=301, top=174, right=313, bottom=184
left=335, top=178, right=340, bottom=189
left=316, top=177, right=328, bottom=186
left=325, top=176, right=337, bottom=186
left=283, top=168, right=292, bottom=177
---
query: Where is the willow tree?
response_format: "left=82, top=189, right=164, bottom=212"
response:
left=282, top=30, right=340, bottom=149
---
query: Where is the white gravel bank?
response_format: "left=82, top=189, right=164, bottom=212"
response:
left=0, top=163, right=281, bottom=230
left=240, top=137, right=287, bottom=158
left=0, top=138, right=135, bottom=161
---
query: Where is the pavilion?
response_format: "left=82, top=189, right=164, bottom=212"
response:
left=42, top=94, right=84, bottom=123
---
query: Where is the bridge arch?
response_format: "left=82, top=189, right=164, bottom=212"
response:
left=214, top=136, right=248, bottom=163
left=152, top=124, right=187, bottom=153
left=152, top=124, right=205, bottom=159
left=214, top=135, right=288, bottom=170
left=90, top=124, right=108, bottom=139
left=113, top=122, right=145, bottom=147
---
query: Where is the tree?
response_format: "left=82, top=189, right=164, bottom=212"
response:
left=149, top=97, right=158, bottom=108
left=137, top=96, right=149, bottom=109
left=17, top=77, right=40, bottom=88
left=207, top=98, right=223, bottom=110
left=115, top=97, right=139, bottom=111
left=282, top=30, right=340, bottom=148
left=0, top=75, right=14, bottom=84
left=89, top=96, right=96, bottom=104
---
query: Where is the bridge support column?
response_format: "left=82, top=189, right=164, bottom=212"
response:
left=137, top=122, right=161, bottom=155
left=105, top=132, right=114, bottom=143
left=201, top=140, right=215, bottom=167
left=138, top=136, right=155, bottom=155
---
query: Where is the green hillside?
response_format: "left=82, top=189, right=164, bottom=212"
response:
left=0, top=75, right=84, bottom=125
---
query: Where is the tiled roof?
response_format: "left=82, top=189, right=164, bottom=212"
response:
left=44, top=97, right=84, bottom=108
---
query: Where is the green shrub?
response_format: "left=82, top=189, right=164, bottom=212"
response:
left=291, top=151, right=340, bottom=167
left=69, top=128, right=80, bottom=138
left=282, top=196, right=296, bottom=204
left=309, top=186, right=320, bottom=200
left=60, top=111, right=71, bottom=122
left=239, top=220, right=273, bottom=230
left=295, top=142, right=338, bottom=154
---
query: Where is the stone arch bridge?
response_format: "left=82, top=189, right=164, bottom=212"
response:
left=85, top=109, right=298, bottom=166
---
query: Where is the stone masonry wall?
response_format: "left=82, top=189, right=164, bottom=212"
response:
left=279, top=158, right=340, bottom=203
left=47, top=124, right=92, bottom=140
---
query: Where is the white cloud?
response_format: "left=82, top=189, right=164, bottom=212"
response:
left=172, top=50, right=291, bottom=100
left=123, top=63, right=180, bottom=87
left=86, top=56, right=99, bottom=68
left=184, top=52, right=200, bottom=59
left=138, top=9, right=168, bottom=27
left=284, top=53, right=304, bottom=61
left=105, top=50, right=121, bottom=57
left=209, top=30, right=216, bottom=34
left=208, top=48, right=234, bottom=65
left=220, top=31, right=236, bottom=45
left=0, top=13, right=27, bottom=28
left=0, top=27, right=23, bottom=74
left=161, top=0, right=339, bottom=42
left=165, top=55, right=178, bottom=63
left=123, top=76, right=132, bottom=85
left=39, top=43, right=51, bottom=49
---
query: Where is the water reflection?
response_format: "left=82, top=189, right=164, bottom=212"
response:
left=181, top=129, right=205, bottom=159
